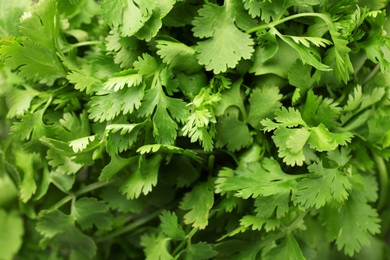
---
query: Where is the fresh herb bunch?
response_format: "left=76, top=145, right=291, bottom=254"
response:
left=1, top=0, right=390, bottom=259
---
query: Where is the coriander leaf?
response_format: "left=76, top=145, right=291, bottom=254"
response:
left=263, top=233, right=305, bottom=260
left=243, top=0, right=288, bottom=22
left=215, top=158, right=298, bottom=199
left=288, top=61, right=317, bottom=97
left=46, top=149, right=83, bottom=175
left=308, top=123, right=353, bottom=152
left=68, top=135, right=98, bottom=153
left=301, top=90, right=341, bottom=129
left=105, top=29, right=142, bottom=68
left=73, top=197, right=111, bottom=230
left=6, top=86, right=39, bottom=119
left=180, top=180, right=214, bottom=229
left=321, top=192, right=381, bottom=256
left=88, top=86, right=144, bottom=122
left=278, top=32, right=331, bottom=71
left=159, top=211, right=186, bottom=240
left=67, top=71, right=102, bottom=95
left=213, top=79, right=246, bottom=117
left=248, top=86, right=282, bottom=129
left=0, top=210, right=24, bottom=260
left=0, top=38, right=66, bottom=85
left=100, top=185, right=146, bottom=213
left=273, top=128, right=308, bottom=166
left=250, top=38, right=299, bottom=77
left=361, top=11, right=390, bottom=71
left=101, top=0, right=154, bottom=37
left=103, top=70, right=142, bottom=92
left=141, top=233, right=173, bottom=260
left=121, top=155, right=162, bottom=199
left=255, top=193, right=290, bottom=219
left=36, top=210, right=73, bottom=239
left=216, top=109, right=252, bottom=151
left=192, top=2, right=254, bottom=73
left=19, top=0, right=58, bottom=50
left=294, top=160, right=352, bottom=209
left=49, top=171, right=75, bottom=192
left=14, top=150, right=37, bottom=203
left=262, top=107, right=306, bottom=130
left=139, top=86, right=188, bottom=145
left=105, top=123, right=145, bottom=155
left=99, top=155, right=138, bottom=181
left=156, top=40, right=201, bottom=73
left=0, top=0, right=29, bottom=36
left=186, top=242, right=218, bottom=260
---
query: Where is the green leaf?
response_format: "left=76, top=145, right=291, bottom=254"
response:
left=73, top=197, right=111, bottom=230
left=141, top=233, right=173, bottom=260
left=103, top=70, right=142, bottom=91
left=0, top=0, right=29, bottom=36
left=19, top=0, right=58, bottom=49
left=0, top=210, right=24, bottom=260
left=156, top=40, right=201, bottom=73
left=294, top=160, right=352, bottom=209
left=186, top=242, right=218, bottom=260
left=6, top=86, right=39, bottom=119
left=193, top=2, right=254, bottom=73
left=67, top=71, right=102, bottom=94
left=46, top=149, right=83, bottom=175
left=105, top=29, right=142, bottom=68
left=0, top=38, right=66, bottom=85
left=248, top=86, right=282, bottom=129
left=215, top=158, right=297, bottom=199
left=263, top=233, right=305, bottom=260
left=36, top=210, right=73, bottom=239
left=159, top=211, right=186, bottom=240
left=308, top=123, right=353, bottom=152
left=180, top=181, right=214, bottom=229
left=322, top=192, right=381, bottom=256
left=255, top=193, right=291, bottom=219
left=14, top=150, right=37, bottom=202
left=279, top=33, right=331, bottom=71
left=216, top=110, right=252, bottom=151
left=88, top=86, right=144, bottom=122
left=121, top=155, right=162, bottom=199
left=101, top=0, right=154, bottom=37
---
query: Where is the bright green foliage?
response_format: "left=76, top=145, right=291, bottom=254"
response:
left=192, top=0, right=255, bottom=73
left=0, top=210, right=24, bottom=260
left=1, top=0, right=390, bottom=259
left=180, top=180, right=214, bottom=229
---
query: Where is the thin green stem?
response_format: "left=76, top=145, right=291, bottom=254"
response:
left=47, top=181, right=112, bottom=212
left=246, top=12, right=326, bottom=33
left=362, top=64, right=380, bottom=85
left=255, top=211, right=308, bottom=251
left=96, top=210, right=162, bottom=242
left=172, top=228, right=198, bottom=257
left=62, top=41, right=102, bottom=52
left=373, top=153, right=388, bottom=210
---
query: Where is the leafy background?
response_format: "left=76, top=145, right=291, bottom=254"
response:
left=1, top=0, right=390, bottom=259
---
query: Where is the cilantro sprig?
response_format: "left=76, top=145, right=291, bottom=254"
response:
left=1, top=0, right=390, bottom=259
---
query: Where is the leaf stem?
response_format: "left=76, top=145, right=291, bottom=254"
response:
left=172, top=227, right=198, bottom=257
left=255, top=211, right=307, bottom=251
left=362, top=64, right=380, bottom=85
left=96, top=209, right=162, bottom=242
left=62, top=41, right=102, bottom=52
left=373, top=153, right=388, bottom=210
left=246, top=12, right=327, bottom=33
left=47, top=181, right=111, bottom=212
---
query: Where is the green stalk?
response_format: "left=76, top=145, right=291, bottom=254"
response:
left=373, top=153, right=388, bottom=210
left=96, top=210, right=162, bottom=242
left=47, top=181, right=112, bottom=212
left=246, top=13, right=327, bottom=33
